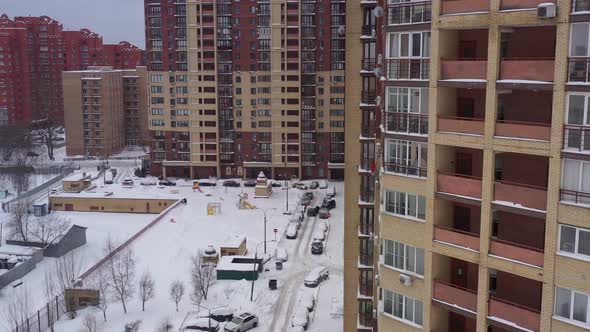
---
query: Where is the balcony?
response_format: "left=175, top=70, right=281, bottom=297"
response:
left=440, top=59, right=487, bottom=80
left=563, top=125, right=590, bottom=152
left=499, top=58, right=555, bottom=82
left=494, top=181, right=547, bottom=211
left=361, top=123, right=376, bottom=139
left=359, top=223, right=375, bottom=236
left=438, top=116, right=484, bottom=135
left=434, top=225, right=480, bottom=251
left=361, top=91, right=376, bottom=105
left=386, top=59, right=430, bottom=80
left=440, top=0, right=490, bottom=15
left=433, top=280, right=478, bottom=313
left=387, top=1, right=432, bottom=25
left=360, top=189, right=375, bottom=204
left=561, top=189, right=590, bottom=205
left=361, top=25, right=375, bottom=37
left=489, top=238, right=544, bottom=267
left=494, top=87, right=553, bottom=141
left=488, top=297, right=541, bottom=332
left=384, top=112, right=428, bottom=136
left=358, top=313, right=374, bottom=328
left=500, top=0, right=554, bottom=10
left=495, top=120, right=551, bottom=141
left=568, top=57, right=590, bottom=83
left=437, top=172, right=482, bottom=199
left=383, top=163, right=427, bottom=178
left=361, top=58, right=376, bottom=72
left=359, top=282, right=373, bottom=298
left=359, top=253, right=374, bottom=267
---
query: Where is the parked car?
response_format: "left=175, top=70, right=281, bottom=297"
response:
left=223, top=312, right=258, bottom=332
left=198, top=179, right=217, bottom=187
left=271, top=181, right=282, bottom=188
left=222, top=180, right=240, bottom=187
left=304, top=266, right=329, bottom=287
left=293, top=182, right=308, bottom=190
left=315, top=220, right=328, bottom=233
left=318, top=207, right=330, bottom=219
left=140, top=178, right=157, bottom=186
left=313, top=229, right=325, bottom=241
left=26, top=151, right=39, bottom=157
left=309, top=181, right=319, bottom=189
left=286, top=222, right=299, bottom=239
left=300, top=196, right=311, bottom=206
left=209, top=307, right=234, bottom=322
left=158, top=179, right=176, bottom=186
left=122, top=178, right=134, bottom=187
left=185, top=317, right=220, bottom=331
left=307, top=206, right=320, bottom=217
left=298, top=291, right=316, bottom=312
left=319, top=180, right=328, bottom=189
left=326, top=186, right=336, bottom=198
left=291, top=306, right=309, bottom=330
left=311, top=240, right=324, bottom=255
left=244, top=180, right=257, bottom=187
left=321, top=198, right=336, bottom=210
left=303, top=192, right=314, bottom=200
left=276, top=247, right=288, bottom=262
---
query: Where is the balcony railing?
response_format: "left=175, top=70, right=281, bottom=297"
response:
left=560, top=189, right=590, bottom=205
left=438, top=116, right=485, bottom=135
left=495, top=120, right=551, bottom=141
left=441, top=58, right=488, bottom=80
left=388, top=1, right=432, bottom=25
left=387, top=59, right=430, bottom=80
left=573, top=0, right=590, bottom=12
left=501, top=0, right=554, bottom=10
left=359, top=282, right=373, bottom=297
left=490, top=238, right=544, bottom=267
left=362, top=58, right=376, bottom=72
left=433, top=280, right=478, bottom=313
left=360, top=158, right=375, bottom=172
left=494, top=180, right=547, bottom=211
left=361, top=25, right=375, bottom=37
left=385, top=112, right=428, bottom=135
left=500, top=58, right=555, bottom=82
left=383, top=162, right=427, bottom=178
left=441, top=0, right=490, bottom=15
left=563, top=124, right=590, bottom=151
left=359, top=223, right=375, bottom=236
left=361, top=123, right=377, bottom=138
left=437, top=172, right=483, bottom=199
left=488, top=296, right=541, bottom=332
left=361, top=91, right=377, bottom=105
left=358, top=313, right=374, bottom=328
left=359, top=253, right=374, bottom=267
left=434, top=225, right=480, bottom=251
left=360, top=189, right=375, bottom=204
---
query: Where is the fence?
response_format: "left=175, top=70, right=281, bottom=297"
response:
left=13, top=296, right=65, bottom=332
left=0, top=250, right=43, bottom=290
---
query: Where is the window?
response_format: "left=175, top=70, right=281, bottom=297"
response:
left=383, top=190, right=426, bottom=220
left=571, top=24, right=590, bottom=57
left=151, top=108, right=164, bottom=115
left=559, top=224, right=590, bottom=259
left=384, top=139, right=427, bottom=177
left=565, top=93, right=590, bottom=151
left=382, top=289, right=423, bottom=327
left=387, top=87, right=429, bottom=116
left=386, top=31, right=431, bottom=59
left=383, top=240, right=424, bottom=276
left=555, top=287, right=590, bottom=328
left=150, top=86, right=163, bottom=93
left=561, top=159, right=590, bottom=204
left=150, top=74, right=163, bottom=82
left=151, top=119, right=165, bottom=126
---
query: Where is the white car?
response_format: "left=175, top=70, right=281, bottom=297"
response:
left=122, top=178, right=134, bottom=187
left=223, top=312, right=258, bottom=332
left=304, top=266, right=329, bottom=288
left=184, top=317, right=219, bottom=331
left=313, top=229, right=325, bottom=241
left=276, top=247, right=288, bottom=262
left=286, top=222, right=299, bottom=239
left=315, top=220, right=328, bottom=233
left=140, top=178, right=157, bottom=186
left=291, top=306, right=309, bottom=330
left=319, top=180, right=328, bottom=189
left=298, top=291, right=315, bottom=312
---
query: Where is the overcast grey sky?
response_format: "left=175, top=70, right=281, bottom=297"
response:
left=1, top=0, right=145, bottom=47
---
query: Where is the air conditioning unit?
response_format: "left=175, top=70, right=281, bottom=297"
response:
left=537, top=3, right=557, bottom=18
left=399, top=274, right=412, bottom=286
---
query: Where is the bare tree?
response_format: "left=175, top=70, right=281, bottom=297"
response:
left=5, top=200, right=31, bottom=244
left=54, top=251, right=85, bottom=318
left=156, top=317, right=173, bottom=332
left=107, top=244, right=136, bottom=314
left=1, top=124, right=37, bottom=195
left=31, top=117, right=58, bottom=161
left=138, top=269, right=155, bottom=312
left=29, top=214, right=71, bottom=246
left=189, top=252, right=216, bottom=305
left=3, top=286, right=32, bottom=331
left=81, top=313, right=99, bottom=332
left=169, top=280, right=185, bottom=312
left=88, top=266, right=111, bottom=322
left=44, top=268, right=60, bottom=331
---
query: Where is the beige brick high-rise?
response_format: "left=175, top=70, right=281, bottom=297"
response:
left=345, top=1, right=590, bottom=331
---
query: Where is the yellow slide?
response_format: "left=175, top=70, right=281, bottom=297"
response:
left=242, top=200, right=256, bottom=209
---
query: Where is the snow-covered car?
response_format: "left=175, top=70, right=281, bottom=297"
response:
left=276, top=247, right=288, bottom=262
left=315, top=220, right=328, bottom=233
left=326, top=186, right=336, bottom=198
left=244, top=180, right=257, bottom=187
left=140, top=178, right=157, bottom=186
left=304, top=266, right=329, bottom=288
left=286, top=222, right=299, bottom=239
left=311, top=240, right=324, bottom=255
left=307, top=205, right=320, bottom=217
left=223, top=312, right=258, bottom=332
left=319, top=180, right=328, bottom=189
left=158, top=179, right=176, bottom=186
left=122, top=178, right=134, bottom=187
left=309, top=181, right=319, bottom=189
left=222, top=180, right=240, bottom=187
left=300, top=196, right=311, bottom=206
left=271, top=181, right=282, bottom=188
left=198, top=179, right=217, bottom=187
left=298, top=291, right=315, bottom=312
left=313, top=229, right=325, bottom=241
left=184, top=317, right=220, bottom=331
left=318, top=207, right=330, bottom=219
left=291, top=327, right=305, bottom=332
left=321, top=198, right=336, bottom=210
left=291, top=306, right=309, bottom=330
left=210, top=307, right=234, bottom=322
left=293, top=182, right=308, bottom=190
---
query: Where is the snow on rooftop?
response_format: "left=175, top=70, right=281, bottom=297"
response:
left=63, top=172, right=91, bottom=182
left=223, top=235, right=246, bottom=248
left=217, top=255, right=259, bottom=272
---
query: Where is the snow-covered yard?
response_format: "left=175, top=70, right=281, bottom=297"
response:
left=43, top=178, right=344, bottom=332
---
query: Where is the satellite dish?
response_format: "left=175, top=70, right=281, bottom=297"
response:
left=374, top=6, right=385, bottom=18
left=374, top=67, right=383, bottom=78
left=337, top=25, right=346, bottom=36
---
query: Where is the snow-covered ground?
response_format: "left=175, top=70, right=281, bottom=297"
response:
left=45, top=178, right=344, bottom=332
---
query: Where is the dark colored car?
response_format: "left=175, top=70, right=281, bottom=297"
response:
left=222, top=180, right=240, bottom=187
left=26, top=151, right=39, bottom=157
left=244, top=180, right=257, bottom=187
left=198, top=179, right=217, bottom=187
left=311, top=240, right=324, bottom=255
left=159, top=180, right=177, bottom=186
left=321, top=198, right=336, bottom=210
left=307, top=206, right=320, bottom=217
left=271, top=182, right=282, bottom=188
left=303, top=192, right=314, bottom=200
left=310, top=181, right=319, bottom=189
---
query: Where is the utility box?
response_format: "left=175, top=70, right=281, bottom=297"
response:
left=33, top=203, right=48, bottom=217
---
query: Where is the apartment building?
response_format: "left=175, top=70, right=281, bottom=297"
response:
left=0, top=14, right=143, bottom=125
left=145, top=0, right=346, bottom=180
left=63, top=66, right=149, bottom=157
left=345, top=0, right=590, bottom=331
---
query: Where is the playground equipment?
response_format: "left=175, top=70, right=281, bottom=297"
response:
left=192, top=181, right=203, bottom=192
left=207, top=202, right=222, bottom=215
left=238, top=192, right=256, bottom=209
left=254, top=171, right=273, bottom=198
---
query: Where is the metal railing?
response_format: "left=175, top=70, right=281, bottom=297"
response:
left=359, top=282, right=374, bottom=297
left=13, top=296, right=65, bottom=332
left=383, top=162, right=427, bottom=177
left=359, top=254, right=374, bottom=266
left=360, top=189, right=375, bottom=204
left=362, top=58, right=377, bottom=72
left=567, top=57, right=589, bottom=83
left=359, top=223, right=375, bottom=236
left=563, top=124, right=590, bottom=151
left=388, top=1, right=432, bottom=25
left=358, top=313, right=374, bottom=328
left=385, top=112, right=428, bottom=135
left=387, top=58, right=430, bottom=80
left=561, top=189, right=590, bottom=205
left=361, top=123, right=377, bottom=138
left=361, top=91, right=377, bottom=105
left=361, top=25, right=375, bottom=36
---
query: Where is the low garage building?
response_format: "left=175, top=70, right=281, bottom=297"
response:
left=49, top=191, right=178, bottom=214
left=216, top=256, right=264, bottom=281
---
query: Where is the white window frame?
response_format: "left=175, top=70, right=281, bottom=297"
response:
left=561, top=159, right=590, bottom=199
left=386, top=31, right=431, bottom=59
left=383, top=239, right=425, bottom=277
left=384, top=139, right=427, bottom=177
left=566, top=93, right=590, bottom=126
left=382, top=289, right=424, bottom=327
left=554, top=286, right=590, bottom=328
left=558, top=224, right=590, bottom=261
left=386, top=87, right=429, bottom=115
left=382, top=189, right=426, bottom=221
left=571, top=23, right=590, bottom=57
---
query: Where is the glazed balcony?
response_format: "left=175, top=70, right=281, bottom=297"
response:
left=358, top=313, right=374, bottom=328
left=361, top=91, right=377, bottom=105
left=386, top=58, right=430, bottom=80
left=362, top=58, right=376, bottom=72
left=359, top=281, right=373, bottom=298
left=361, top=121, right=377, bottom=139
left=488, top=297, right=541, bottom=332
left=383, top=163, right=427, bottom=178
left=489, top=238, right=544, bottom=267
left=359, top=223, right=375, bottom=236
left=440, top=58, right=487, bottom=80
left=385, top=112, right=428, bottom=135
left=440, top=0, right=490, bottom=15
left=360, top=189, right=375, bottom=204
left=561, top=189, right=590, bottom=205
left=563, top=125, right=590, bottom=152
left=493, top=181, right=547, bottom=211
left=359, top=253, right=374, bottom=267
left=437, top=172, right=482, bottom=199
left=500, top=0, right=555, bottom=10
left=438, top=116, right=485, bottom=135
left=499, top=58, right=555, bottom=82
left=361, top=25, right=375, bottom=37
left=434, top=225, right=480, bottom=251
left=387, top=1, right=432, bottom=25
left=573, top=0, right=590, bottom=12
left=433, top=280, right=478, bottom=313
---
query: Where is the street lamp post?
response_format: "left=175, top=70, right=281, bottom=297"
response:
left=261, top=208, right=275, bottom=254
left=250, top=240, right=275, bottom=302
